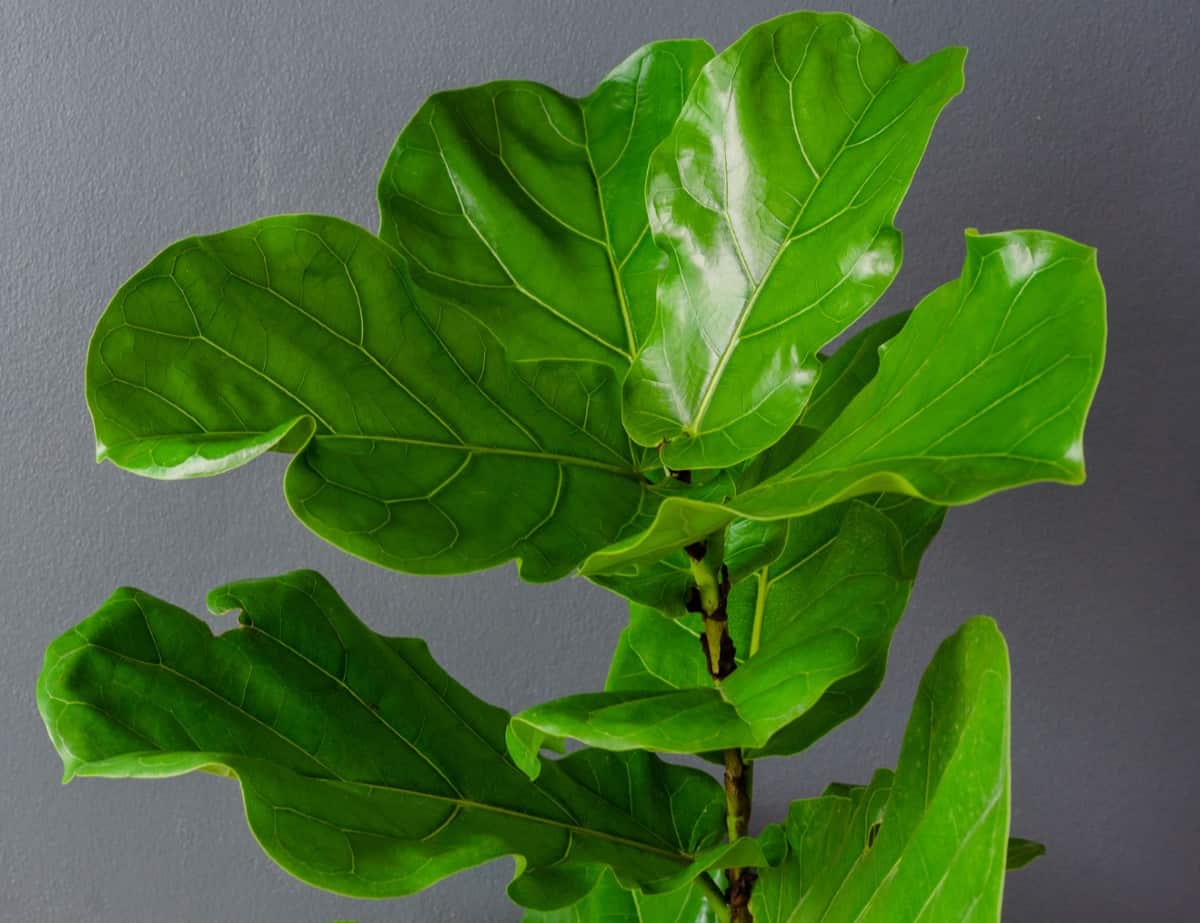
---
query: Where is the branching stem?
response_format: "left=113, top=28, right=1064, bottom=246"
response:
left=686, top=531, right=757, bottom=922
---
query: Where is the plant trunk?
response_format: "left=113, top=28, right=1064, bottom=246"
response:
left=687, top=534, right=756, bottom=921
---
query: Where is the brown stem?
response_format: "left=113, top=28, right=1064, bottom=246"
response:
left=686, top=535, right=757, bottom=921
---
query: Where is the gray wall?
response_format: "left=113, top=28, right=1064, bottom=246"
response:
left=2, top=1, right=1195, bottom=919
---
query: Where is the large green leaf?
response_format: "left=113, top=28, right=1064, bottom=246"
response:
left=507, top=501, right=921, bottom=769
left=731, top=229, right=1107, bottom=519
left=37, top=570, right=768, bottom=909
left=623, top=12, right=965, bottom=468
left=582, top=228, right=1106, bottom=575
left=750, top=617, right=1011, bottom=922
left=85, top=214, right=662, bottom=581
left=378, top=40, right=713, bottom=365
left=523, top=870, right=719, bottom=923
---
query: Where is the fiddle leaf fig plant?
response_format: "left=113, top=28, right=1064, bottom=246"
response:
left=39, top=11, right=1105, bottom=923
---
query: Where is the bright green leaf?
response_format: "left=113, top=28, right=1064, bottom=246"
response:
left=623, top=12, right=965, bottom=469
left=732, top=228, right=1107, bottom=519
left=582, top=228, right=1106, bottom=576
left=38, top=570, right=755, bottom=909
left=378, top=40, right=714, bottom=365
left=508, top=501, right=919, bottom=767
left=86, top=214, right=659, bottom=581
left=750, top=617, right=1011, bottom=922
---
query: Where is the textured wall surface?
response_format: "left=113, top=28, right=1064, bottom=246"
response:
left=1, top=1, right=1195, bottom=920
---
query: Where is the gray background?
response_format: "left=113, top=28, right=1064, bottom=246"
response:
left=2, top=0, right=1195, bottom=919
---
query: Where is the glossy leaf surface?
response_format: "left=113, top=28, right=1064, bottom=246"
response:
left=750, top=617, right=1011, bottom=922
left=523, top=870, right=718, bottom=923
left=582, top=228, right=1106, bottom=575
left=508, top=501, right=922, bottom=768
left=732, top=229, right=1107, bottom=518
left=378, top=40, right=713, bottom=365
left=85, top=214, right=655, bottom=581
left=623, top=12, right=965, bottom=468
left=592, top=310, right=913, bottom=615
left=38, top=571, right=750, bottom=908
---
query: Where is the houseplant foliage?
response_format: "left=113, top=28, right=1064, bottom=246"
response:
left=40, top=10, right=1105, bottom=922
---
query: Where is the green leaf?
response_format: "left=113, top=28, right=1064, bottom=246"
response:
left=86, top=214, right=659, bottom=581
left=582, top=228, right=1106, bottom=575
left=750, top=617, right=1011, bottom=922
left=623, top=12, right=965, bottom=468
left=1006, top=837, right=1046, bottom=870
left=592, top=309, right=915, bottom=616
left=523, top=870, right=720, bottom=923
left=731, top=229, right=1107, bottom=519
left=378, top=40, right=714, bottom=365
left=38, top=570, right=757, bottom=909
left=508, top=501, right=921, bottom=768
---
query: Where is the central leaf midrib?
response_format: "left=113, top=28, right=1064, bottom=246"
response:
left=684, top=56, right=905, bottom=435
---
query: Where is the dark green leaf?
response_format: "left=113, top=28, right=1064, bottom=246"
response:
left=38, top=570, right=759, bottom=908
left=623, top=12, right=965, bottom=468
left=1006, top=837, right=1047, bottom=870
left=86, top=214, right=658, bottom=581
left=508, top=502, right=918, bottom=767
left=750, top=617, right=1011, bottom=922
left=582, top=228, right=1106, bottom=576
left=378, top=40, right=713, bottom=365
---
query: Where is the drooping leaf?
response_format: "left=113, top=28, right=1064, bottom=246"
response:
left=522, top=869, right=719, bottom=923
left=378, top=40, right=714, bottom=365
left=38, top=570, right=765, bottom=909
left=86, top=214, right=661, bottom=581
left=507, top=501, right=920, bottom=769
left=582, top=228, right=1106, bottom=575
left=1006, top=837, right=1047, bottom=870
left=623, top=12, right=965, bottom=469
left=750, top=617, right=1011, bottom=922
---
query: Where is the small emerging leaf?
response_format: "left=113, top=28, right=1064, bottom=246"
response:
left=1006, top=837, right=1047, bottom=870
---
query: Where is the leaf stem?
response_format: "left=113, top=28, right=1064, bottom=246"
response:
left=686, top=531, right=757, bottom=922
left=697, top=873, right=733, bottom=923
left=749, top=567, right=769, bottom=657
